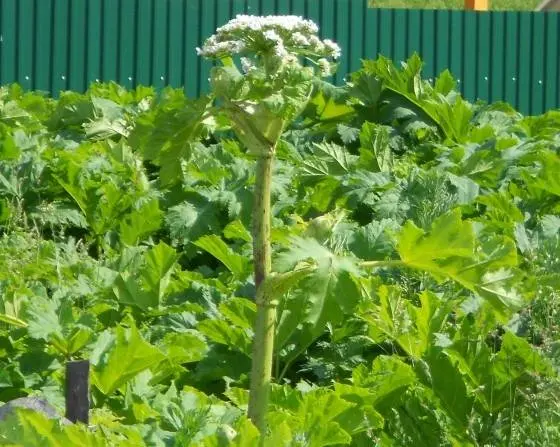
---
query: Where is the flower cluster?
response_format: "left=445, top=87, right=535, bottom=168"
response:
left=196, top=15, right=341, bottom=77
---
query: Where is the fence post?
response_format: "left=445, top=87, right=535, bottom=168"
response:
left=465, top=0, right=489, bottom=9
left=65, top=360, right=89, bottom=424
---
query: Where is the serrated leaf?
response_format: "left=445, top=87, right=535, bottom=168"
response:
left=337, top=124, right=360, bottom=144
left=394, top=211, right=523, bottom=316
left=359, top=122, right=393, bottom=172
left=165, top=199, right=222, bottom=246
left=541, top=215, right=560, bottom=237
left=531, top=152, right=560, bottom=197
left=353, top=356, right=417, bottom=407
left=397, top=209, right=475, bottom=265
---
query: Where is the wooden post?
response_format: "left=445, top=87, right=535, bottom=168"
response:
left=65, top=360, right=89, bottom=424
left=465, top=0, right=489, bottom=9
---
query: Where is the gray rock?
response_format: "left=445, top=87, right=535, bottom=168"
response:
left=0, top=397, right=70, bottom=424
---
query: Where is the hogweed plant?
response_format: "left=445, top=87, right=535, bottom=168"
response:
left=197, top=15, right=341, bottom=435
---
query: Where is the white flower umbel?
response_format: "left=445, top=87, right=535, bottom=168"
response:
left=197, top=14, right=341, bottom=78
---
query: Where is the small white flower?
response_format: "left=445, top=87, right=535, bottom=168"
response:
left=317, top=58, right=331, bottom=76
left=323, top=39, right=341, bottom=59
left=198, top=39, right=246, bottom=57
left=292, top=32, right=309, bottom=46
left=284, top=54, right=299, bottom=65
left=307, top=35, right=325, bottom=53
left=241, top=57, right=255, bottom=73
left=263, top=29, right=281, bottom=42
left=274, top=42, right=289, bottom=58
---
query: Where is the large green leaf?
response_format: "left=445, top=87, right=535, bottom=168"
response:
left=425, top=349, right=474, bottom=430
left=91, top=322, right=165, bottom=396
left=112, top=242, right=178, bottom=311
left=119, top=198, right=163, bottom=246
left=274, top=238, right=362, bottom=354
left=25, top=296, right=95, bottom=356
left=352, top=356, right=417, bottom=408
left=197, top=319, right=252, bottom=356
left=397, top=209, right=475, bottom=264
left=0, top=409, right=141, bottom=447
left=129, top=91, right=212, bottom=186
left=393, top=210, right=523, bottom=317
left=267, top=386, right=355, bottom=446
left=194, top=235, right=250, bottom=278
left=359, top=122, right=393, bottom=173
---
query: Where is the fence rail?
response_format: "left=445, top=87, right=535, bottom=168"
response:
left=0, top=0, right=558, bottom=114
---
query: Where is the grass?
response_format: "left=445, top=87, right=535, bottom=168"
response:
left=368, top=0, right=542, bottom=10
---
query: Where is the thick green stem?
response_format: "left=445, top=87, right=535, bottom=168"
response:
left=248, top=154, right=275, bottom=438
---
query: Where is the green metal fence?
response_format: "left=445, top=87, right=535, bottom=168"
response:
left=0, top=0, right=558, bottom=114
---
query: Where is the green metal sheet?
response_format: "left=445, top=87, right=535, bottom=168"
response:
left=463, top=12, right=477, bottom=101
left=35, top=0, right=53, bottom=92
left=291, top=0, right=306, bottom=18
left=518, top=13, right=531, bottom=114
left=364, top=8, right=378, bottom=60
left=435, top=10, right=450, bottom=79
left=477, top=12, right=490, bottom=102
left=306, top=0, right=321, bottom=30
left=17, top=0, right=33, bottom=91
left=504, top=12, right=519, bottom=107
left=421, top=10, right=436, bottom=80
left=0, top=0, right=16, bottom=86
left=52, top=0, right=70, bottom=94
left=86, top=0, right=102, bottom=87
left=450, top=11, right=464, bottom=95
left=544, top=13, right=559, bottom=111
left=247, top=0, right=260, bottom=15
left=0, top=1, right=559, bottom=114
left=320, top=0, right=336, bottom=84
left=490, top=12, right=505, bottom=104
left=167, top=0, right=185, bottom=88
left=101, top=0, right=117, bottom=85
left=393, top=9, right=408, bottom=65
left=349, top=0, right=365, bottom=73
left=69, top=0, right=87, bottom=92
left=406, top=10, right=422, bottom=59
left=379, top=9, right=393, bottom=58
left=531, top=13, right=545, bottom=115
left=334, top=0, right=350, bottom=85
left=200, top=0, right=216, bottom=94
left=118, top=0, right=136, bottom=89
left=151, top=0, right=168, bottom=90
left=184, top=0, right=200, bottom=97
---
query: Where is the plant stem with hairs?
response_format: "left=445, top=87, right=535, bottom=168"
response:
left=247, top=153, right=275, bottom=437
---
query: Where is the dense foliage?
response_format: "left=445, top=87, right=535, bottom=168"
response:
left=0, top=54, right=559, bottom=445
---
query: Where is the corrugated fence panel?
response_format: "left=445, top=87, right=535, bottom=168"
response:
left=0, top=0, right=559, bottom=114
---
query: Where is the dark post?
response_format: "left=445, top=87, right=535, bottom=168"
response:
left=65, top=360, right=89, bottom=424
